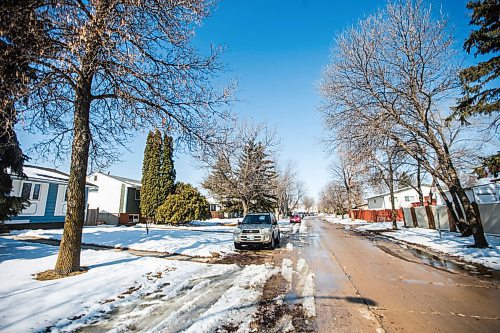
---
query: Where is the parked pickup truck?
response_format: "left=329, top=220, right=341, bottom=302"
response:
left=233, top=213, right=280, bottom=250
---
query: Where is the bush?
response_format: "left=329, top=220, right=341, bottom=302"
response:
left=156, top=182, right=210, bottom=224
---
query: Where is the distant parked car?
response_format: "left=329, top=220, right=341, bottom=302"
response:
left=290, top=215, right=302, bottom=223
left=233, top=213, right=280, bottom=250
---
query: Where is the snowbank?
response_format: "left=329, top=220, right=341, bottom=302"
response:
left=14, top=225, right=236, bottom=257
left=0, top=237, right=274, bottom=332
left=322, top=215, right=368, bottom=225
left=356, top=221, right=404, bottom=231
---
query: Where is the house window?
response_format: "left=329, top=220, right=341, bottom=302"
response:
left=32, top=184, right=41, bottom=200
left=210, top=204, right=217, bottom=211
left=373, top=198, right=377, bottom=204
left=21, top=182, right=42, bottom=200
left=135, top=190, right=140, bottom=201
left=64, top=187, right=68, bottom=202
left=404, top=196, right=415, bottom=202
left=128, top=214, right=140, bottom=223
left=94, top=175, right=97, bottom=181
left=21, top=183, right=32, bottom=199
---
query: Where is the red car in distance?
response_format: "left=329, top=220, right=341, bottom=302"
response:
left=290, top=215, right=302, bottom=223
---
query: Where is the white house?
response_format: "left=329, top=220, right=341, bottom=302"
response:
left=3, top=165, right=95, bottom=229
left=438, top=178, right=499, bottom=205
left=86, top=172, right=142, bottom=224
left=366, top=185, right=433, bottom=210
left=207, top=196, right=223, bottom=218
left=467, top=178, right=500, bottom=204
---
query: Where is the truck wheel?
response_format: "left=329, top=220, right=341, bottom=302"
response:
left=234, top=242, right=242, bottom=250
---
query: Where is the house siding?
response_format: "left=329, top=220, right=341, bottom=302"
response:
left=44, top=183, right=57, bottom=217
left=125, top=188, right=140, bottom=214
left=119, top=184, right=126, bottom=213
left=10, top=183, right=64, bottom=223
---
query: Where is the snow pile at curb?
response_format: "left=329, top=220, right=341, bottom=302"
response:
left=295, top=258, right=316, bottom=318
left=356, top=222, right=404, bottom=231
left=14, top=226, right=236, bottom=257
left=323, top=215, right=368, bottom=225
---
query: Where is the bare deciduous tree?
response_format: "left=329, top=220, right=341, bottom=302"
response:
left=275, top=161, right=306, bottom=217
left=320, top=0, right=489, bottom=247
left=16, top=0, right=233, bottom=274
left=364, top=139, right=407, bottom=229
left=301, top=195, right=315, bottom=213
left=329, top=150, right=365, bottom=219
left=318, top=182, right=348, bottom=215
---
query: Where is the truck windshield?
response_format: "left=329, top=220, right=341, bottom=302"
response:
left=242, top=214, right=270, bottom=224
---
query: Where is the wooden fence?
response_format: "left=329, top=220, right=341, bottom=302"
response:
left=402, top=203, right=500, bottom=234
left=351, top=209, right=404, bottom=222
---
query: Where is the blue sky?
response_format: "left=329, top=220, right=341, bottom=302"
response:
left=18, top=0, right=474, bottom=200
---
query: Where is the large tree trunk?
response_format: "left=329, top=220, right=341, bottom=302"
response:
left=450, top=187, right=465, bottom=221
left=54, top=0, right=112, bottom=274
left=388, top=160, right=397, bottom=229
left=417, top=160, right=424, bottom=205
left=346, top=187, right=353, bottom=220
left=449, top=185, right=471, bottom=237
left=54, top=79, right=92, bottom=275
left=242, top=200, right=249, bottom=216
left=435, top=181, right=458, bottom=232
left=453, top=181, right=488, bottom=247
left=437, top=142, right=488, bottom=247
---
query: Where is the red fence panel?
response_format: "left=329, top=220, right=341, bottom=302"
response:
left=352, top=209, right=404, bottom=222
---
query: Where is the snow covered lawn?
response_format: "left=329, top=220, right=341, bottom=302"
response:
left=323, top=216, right=500, bottom=271
left=0, top=237, right=274, bottom=332
left=14, top=225, right=236, bottom=257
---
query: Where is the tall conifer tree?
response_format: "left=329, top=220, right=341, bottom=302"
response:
left=140, top=130, right=163, bottom=220
left=160, top=134, right=176, bottom=203
left=140, top=131, right=154, bottom=219
left=454, top=0, right=499, bottom=122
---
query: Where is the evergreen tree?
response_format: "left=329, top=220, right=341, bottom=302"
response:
left=140, top=131, right=154, bottom=219
left=140, top=130, right=162, bottom=220
left=202, top=126, right=278, bottom=216
left=236, top=141, right=277, bottom=214
left=156, top=182, right=210, bottom=224
left=0, top=126, right=28, bottom=221
left=398, top=172, right=413, bottom=189
left=453, top=0, right=499, bottom=122
left=0, top=0, right=45, bottom=220
left=474, top=152, right=500, bottom=178
left=141, top=130, right=178, bottom=222
left=159, top=134, right=176, bottom=203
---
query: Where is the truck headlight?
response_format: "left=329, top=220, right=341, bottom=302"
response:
left=234, top=228, right=242, bottom=234
left=261, top=229, right=271, bottom=235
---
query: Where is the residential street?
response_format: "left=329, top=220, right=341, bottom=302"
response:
left=296, top=218, right=500, bottom=333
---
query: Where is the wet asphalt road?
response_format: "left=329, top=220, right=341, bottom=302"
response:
left=299, top=218, right=500, bottom=333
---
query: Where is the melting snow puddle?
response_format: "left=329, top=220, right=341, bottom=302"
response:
left=376, top=241, right=500, bottom=280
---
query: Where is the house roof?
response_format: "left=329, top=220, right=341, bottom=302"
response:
left=101, top=173, right=141, bottom=187
left=11, top=165, right=97, bottom=187
left=468, top=177, right=500, bottom=188
left=365, top=184, right=432, bottom=200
